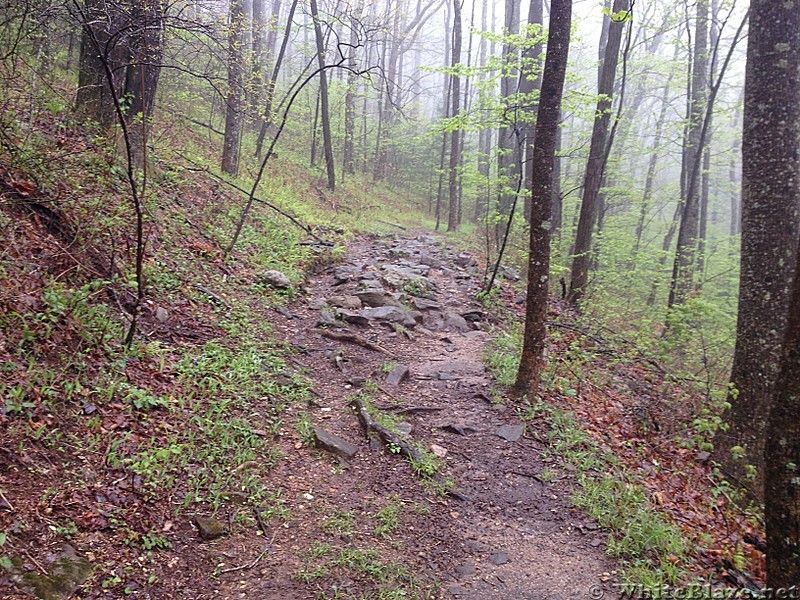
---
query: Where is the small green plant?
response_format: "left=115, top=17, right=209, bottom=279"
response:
left=374, top=495, right=402, bottom=538
left=321, top=509, right=357, bottom=535
left=141, top=532, right=172, bottom=551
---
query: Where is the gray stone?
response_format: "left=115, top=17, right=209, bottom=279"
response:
left=442, top=312, right=470, bottom=332
left=454, top=253, right=477, bottom=268
left=155, top=306, right=169, bottom=323
left=19, top=545, right=92, bottom=600
left=307, top=297, right=328, bottom=310
left=495, top=424, right=525, bottom=442
left=413, top=297, right=441, bottom=310
left=336, top=309, right=370, bottom=327
left=195, top=517, right=226, bottom=540
left=355, top=290, right=403, bottom=308
left=437, top=372, right=461, bottom=381
left=386, top=364, right=410, bottom=386
left=488, top=552, right=510, bottom=566
left=396, top=422, right=413, bottom=436
left=259, top=270, right=292, bottom=289
left=455, top=563, right=477, bottom=579
left=360, top=307, right=417, bottom=327
left=313, top=427, right=358, bottom=459
left=328, top=295, right=362, bottom=310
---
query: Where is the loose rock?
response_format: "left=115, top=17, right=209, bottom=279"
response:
left=259, top=270, right=292, bottom=289
left=495, top=424, right=525, bottom=442
left=313, top=427, right=358, bottom=459
left=195, top=516, right=226, bottom=540
left=386, top=364, right=410, bottom=386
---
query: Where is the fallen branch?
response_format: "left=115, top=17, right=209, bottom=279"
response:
left=218, top=531, right=276, bottom=575
left=376, top=220, right=407, bottom=230
left=349, top=396, right=467, bottom=501
left=193, top=284, right=231, bottom=309
left=394, top=406, right=444, bottom=415
left=315, top=329, right=390, bottom=354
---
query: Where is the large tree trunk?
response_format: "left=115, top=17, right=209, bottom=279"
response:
left=123, top=0, right=164, bottom=167
left=717, top=3, right=800, bottom=503
left=567, top=0, right=629, bottom=303
left=514, top=0, right=572, bottom=396
left=75, top=0, right=120, bottom=128
left=446, top=0, right=462, bottom=232
left=762, top=0, right=800, bottom=582
left=309, top=0, right=335, bottom=190
left=222, top=0, right=246, bottom=176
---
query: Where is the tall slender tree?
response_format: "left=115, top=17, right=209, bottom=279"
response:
left=567, top=0, right=630, bottom=303
left=514, top=0, right=572, bottom=395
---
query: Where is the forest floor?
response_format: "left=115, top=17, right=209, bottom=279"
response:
left=0, top=153, right=765, bottom=598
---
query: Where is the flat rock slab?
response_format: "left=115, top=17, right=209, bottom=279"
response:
left=313, top=427, right=358, bottom=459
left=386, top=364, right=410, bottom=386
left=488, top=551, right=510, bottom=566
left=19, top=546, right=92, bottom=600
left=495, top=424, right=525, bottom=442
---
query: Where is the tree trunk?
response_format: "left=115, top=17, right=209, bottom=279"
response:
left=521, top=0, right=544, bottom=222
left=567, top=0, right=629, bottom=303
left=222, top=0, right=246, bottom=176
left=309, top=0, right=335, bottom=190
left=447, top=0, right=462, bottom=232
left=255, top=0, right=298, bottom=157
left=668, top=0, right=708, bottom=306
left=514, top=0, right=572, bottom=396
left=717, top=2, right=800, bottom=504
left=343, top=0, right=362, bottom=176
left=75, top=0, right=119, bottom=128
left=496, top=0, right=522, bottom=222
left=633, top=65, right=675, bottom=257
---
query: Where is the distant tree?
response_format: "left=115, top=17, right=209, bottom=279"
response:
left=446, top=0, right=462, bottom=232
left=309, top=0, right=335, bottom=190
left=514, top=0, right=572, bottom=395
left=222, top=0, right=246, bottom=175
left=567, top=0, right=629, bottom=304
left=718, top=2, right=800, bottom=502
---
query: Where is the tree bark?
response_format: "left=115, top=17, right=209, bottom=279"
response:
left=309, top=0, right=335, bottom=190
left=222, top=0, right=247, bottom=175
left=514, top=0, right=572, bottom=396
left=717, top=2, right=800, bottom=504
left=496, top=0, right=521, bottom=222
left=446, top=0, right=462, bottom=232
left=521, top=0, right=544, bottom=222
left=668, top=0, right=708, bottom=306
left=567, top=0, right=629, bottom=303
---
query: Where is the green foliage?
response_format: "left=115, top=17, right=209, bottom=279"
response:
left=373, top=495, right=402, bottom=538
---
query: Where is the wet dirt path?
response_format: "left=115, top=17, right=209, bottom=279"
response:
left=260, top=232, right=617, bottom=599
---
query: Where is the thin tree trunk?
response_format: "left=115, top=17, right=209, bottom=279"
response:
left=255, top=0, right=298, bottom=157
left=514, top=0, right=572, bottom=396
left=309, top=0, right=335, bottom=190
left=567, top=0, right=629, bottom=303
left=222, top=0, right=246, bottom=176
left=447, top=0, right=462, bottom=232
left=668, top=0, right=708, bottom=305
left=521, top=0, right=544, bottom=222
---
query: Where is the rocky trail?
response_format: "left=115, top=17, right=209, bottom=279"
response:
left=245, top=233, right=617, bottom=599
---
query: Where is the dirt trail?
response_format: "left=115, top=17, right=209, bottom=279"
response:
left=222, top=233, right=616, bottom=599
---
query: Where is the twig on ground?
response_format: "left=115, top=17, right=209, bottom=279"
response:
left=315, top=329, right=390, bottom=354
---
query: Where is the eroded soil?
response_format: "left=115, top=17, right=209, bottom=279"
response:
left=238, top=232, right=618, bottom=599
